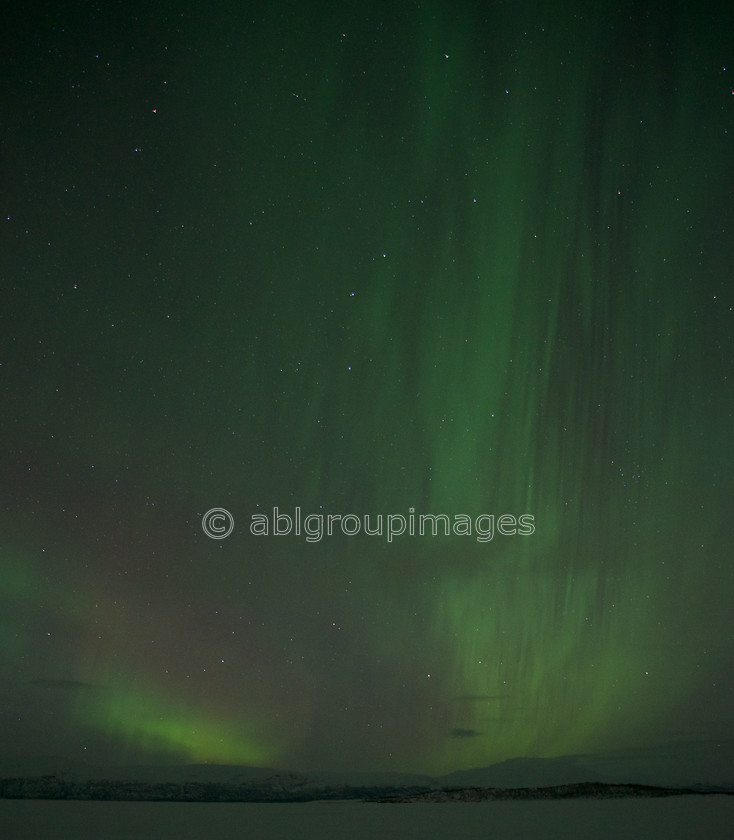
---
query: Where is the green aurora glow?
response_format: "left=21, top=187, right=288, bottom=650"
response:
left=1, top=0, right=733, bottom=775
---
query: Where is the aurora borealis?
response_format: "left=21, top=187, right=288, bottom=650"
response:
left=2, top=0, right=733, bottom=777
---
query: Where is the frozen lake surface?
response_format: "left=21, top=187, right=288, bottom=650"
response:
left=2, top=797, right=733, bottom=839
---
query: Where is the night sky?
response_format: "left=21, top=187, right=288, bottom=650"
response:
left=2, top=0, right=733, bottom=777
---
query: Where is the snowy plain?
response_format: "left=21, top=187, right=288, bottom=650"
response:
left=2, top=797, right=734, bottom=840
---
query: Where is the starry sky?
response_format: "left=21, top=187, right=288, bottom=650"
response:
left=1, top=0, right=733, bottom=777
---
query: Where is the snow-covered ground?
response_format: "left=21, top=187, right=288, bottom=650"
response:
left=2, top=797, right=733, bottom=840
